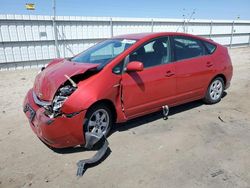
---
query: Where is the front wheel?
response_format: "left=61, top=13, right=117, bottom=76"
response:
left=203, top=77, right=224, bottom=104
left=84, top=104, right=113, bottom=137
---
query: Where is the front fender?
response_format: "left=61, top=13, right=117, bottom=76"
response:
left=61, top=86, right=98, bottom=114
left=61, top=70, right=127, bottom=123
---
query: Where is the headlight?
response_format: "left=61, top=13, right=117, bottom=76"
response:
left=52, top=95, right=67, bottom=112
left=46, top=85, right=76, bottom=118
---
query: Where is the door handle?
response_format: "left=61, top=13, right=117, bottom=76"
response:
left=165, top=71, right=175, bottom=77
left=206, top=61, right=213, bottom=67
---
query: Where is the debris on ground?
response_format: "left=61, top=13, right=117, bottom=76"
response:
left=76, top=132, right=110, bottom=176
left=44, top=177, right=50, bottom=183
left=218, top=116, right=225, bottom=123
left=211, top=169, right=224, bottom=177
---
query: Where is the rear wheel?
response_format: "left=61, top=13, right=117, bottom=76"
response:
left=203, top=77, right=224, bottom=104
left=84, top=104, right=113, bottom=137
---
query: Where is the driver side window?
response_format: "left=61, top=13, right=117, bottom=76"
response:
left=129, top=37, right=170, bottom=68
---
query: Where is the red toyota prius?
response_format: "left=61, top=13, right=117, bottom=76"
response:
left=23, top=32, right=233, bottom=148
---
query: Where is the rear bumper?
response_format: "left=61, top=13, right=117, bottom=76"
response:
left=23, top=89, right=86, bottom=148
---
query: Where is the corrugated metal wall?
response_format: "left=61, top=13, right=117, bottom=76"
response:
left=0, top=14, right=250, bottom=70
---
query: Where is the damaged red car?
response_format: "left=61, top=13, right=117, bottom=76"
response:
left=23, top=32, right=233, bottom=148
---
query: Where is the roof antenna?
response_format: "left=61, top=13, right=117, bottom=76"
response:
left=176, top=8, right=196, bottom=32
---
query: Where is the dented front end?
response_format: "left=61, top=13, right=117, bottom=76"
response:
left=23, top=89, right=87, bottom=148
left=44, top=84, right=77, bottom=118
left=23, top=59, right=100, bottom=148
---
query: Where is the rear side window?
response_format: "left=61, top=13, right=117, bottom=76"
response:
left=173, top=36, right=206, bottom=61
left=203, top=41, right=216, bottom=54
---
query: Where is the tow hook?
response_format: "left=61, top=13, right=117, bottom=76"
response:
left=76, top=132, right=109, bottom=176
left=162, top=105, right=169, bottom=120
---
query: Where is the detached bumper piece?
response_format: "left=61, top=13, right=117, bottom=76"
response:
left=76, top=132, right=110, bottom=176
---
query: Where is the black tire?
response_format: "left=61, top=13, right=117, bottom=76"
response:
left=203, top=77, right=225, bottom=104
left=84, top=103, right=113, bottom=137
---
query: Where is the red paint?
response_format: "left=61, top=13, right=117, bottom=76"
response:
left=23, top=89, right=86, bottom=148
left=23, top=32, right=233, bottom=148
left=122, top=63, right=176, bottom=118
left=33, top=60, right=99, bottom=101
left=126, top=61, right=144, bottom=72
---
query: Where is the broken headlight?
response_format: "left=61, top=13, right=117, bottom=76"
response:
left=45, top=85, right=76, bottom=118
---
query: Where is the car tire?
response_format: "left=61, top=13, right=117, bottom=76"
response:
left=203, top=77, right=225, bottom=104
left=84, top=103, right=113, bottom=137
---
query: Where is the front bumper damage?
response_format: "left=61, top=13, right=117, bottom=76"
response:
left=23, top=89, right=86, bottom=148
left=23, top=89, right=110, bottom=176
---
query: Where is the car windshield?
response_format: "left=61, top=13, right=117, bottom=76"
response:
left=71, top=39, right=137, bottom=65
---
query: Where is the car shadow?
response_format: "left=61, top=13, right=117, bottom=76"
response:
left=111, top=99, right=204, bottom=134
left=222, top=90, right=227, bottom=98
left=49, top=138, right=110, bottom=154
left=49, top=91, right=227, bottom=154
left=112, top=91, right=227, bottom=134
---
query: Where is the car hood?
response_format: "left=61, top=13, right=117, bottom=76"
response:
left=33, top=59, right=99, bottom=101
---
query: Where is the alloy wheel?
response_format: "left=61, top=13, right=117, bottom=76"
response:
left=209, top=79, right=223, bottom=101
left=87, top=109, right=110, bottom=135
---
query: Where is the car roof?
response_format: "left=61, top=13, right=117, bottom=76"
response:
left=113, top=32, right=217, bottom=45
left=114, top=32, right=157, bottom=40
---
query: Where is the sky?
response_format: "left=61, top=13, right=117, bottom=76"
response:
left=0, top=0, right=249, bottom=20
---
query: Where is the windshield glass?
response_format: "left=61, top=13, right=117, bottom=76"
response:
left=71, top=39, right=137, bottom=65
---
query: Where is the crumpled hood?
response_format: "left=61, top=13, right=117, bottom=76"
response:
left=33, top=59, right=99, bottom=101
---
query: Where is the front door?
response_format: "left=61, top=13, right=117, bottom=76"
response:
left=121, top=37, right=176, bottom=118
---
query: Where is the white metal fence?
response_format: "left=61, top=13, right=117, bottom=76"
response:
left=0, top=14, right=250, bottom=70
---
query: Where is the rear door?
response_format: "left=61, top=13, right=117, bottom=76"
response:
left=121, top=37, right=176, bottom=118
left=171, top=36, right=214, bottom=102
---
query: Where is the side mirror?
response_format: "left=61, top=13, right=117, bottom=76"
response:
left=126, top=61, right=144, bottom=72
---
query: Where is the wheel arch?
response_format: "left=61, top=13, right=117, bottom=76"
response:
left=87, top=99, right=117, bottom=123
left=203, top=73, right=226, bottom=98
left=210, top=74, right=226, bottom=86
left=203, top=74, right=226, bottom=104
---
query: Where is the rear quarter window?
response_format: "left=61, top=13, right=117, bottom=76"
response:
left=203, top=41, right=216, bottom=54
